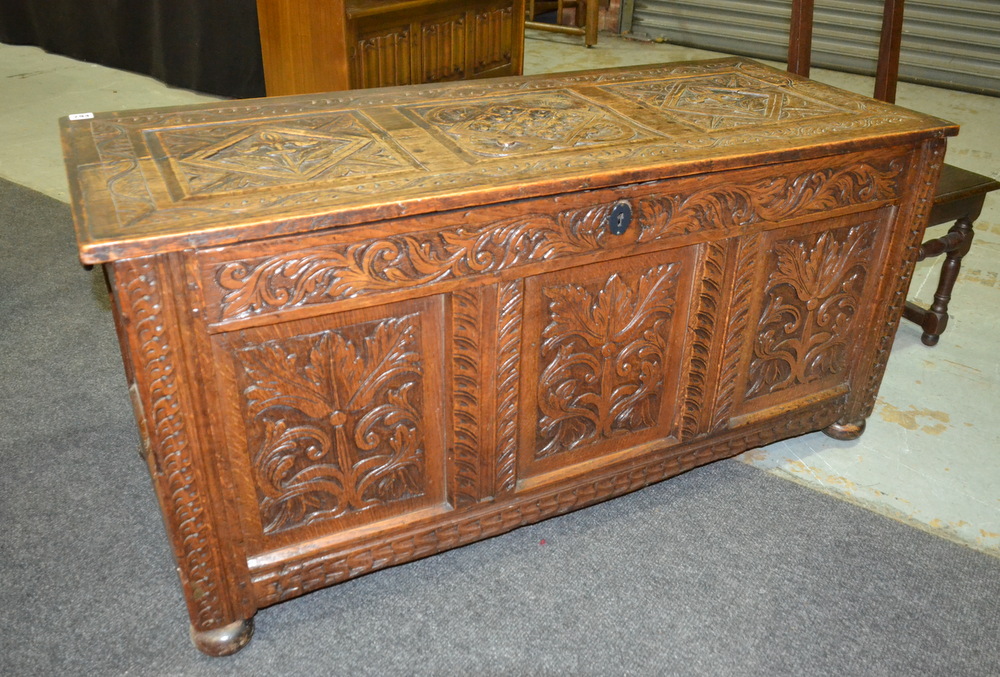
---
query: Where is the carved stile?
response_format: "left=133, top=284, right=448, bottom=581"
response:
left=116, top=258, right=229, bottom=631
left=495, top=280, right=523, bottom=494
left=680, top=241, right=728, bottom=438
left=451, top=289, right=485, bottom=507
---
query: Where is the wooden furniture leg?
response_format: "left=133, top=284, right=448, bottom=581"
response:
left=901, top=164, right=998, bottom=345
left=823, top=419, right=867, bottom=441
left=902, top=218, right=973, bottom=346
left=190, top=619, right=255, bottom=657
left=585, top=0, right=599, bottom=47
left=526, top=0, right=598, bottom=46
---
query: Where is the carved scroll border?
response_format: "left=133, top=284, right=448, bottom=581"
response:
left=205, top=152, right=908, bottom=325
left=635, top=156, right=906, bottom=242
left=208, top=203, right=612, bottom=323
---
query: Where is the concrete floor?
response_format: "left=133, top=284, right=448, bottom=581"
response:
left=1, top=32, right=997, bottom=556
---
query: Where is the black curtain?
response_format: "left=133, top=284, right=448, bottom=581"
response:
left=0, top=0, right=266, bottom=99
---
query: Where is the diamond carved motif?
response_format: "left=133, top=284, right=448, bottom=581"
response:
left=409, top=92, right=657, bottom=158
left=188, top=129, right=369, bottom=180
left=606, top=74, right=841, bottom=131
left=153, top=113, right=417, bottom=196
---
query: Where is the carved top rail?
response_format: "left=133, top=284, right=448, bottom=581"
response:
left=60, top=57, right=955, bottom=264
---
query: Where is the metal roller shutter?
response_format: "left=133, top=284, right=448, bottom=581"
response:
left=626, top=0, right=1000, bottom=96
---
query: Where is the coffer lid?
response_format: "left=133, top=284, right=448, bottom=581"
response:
left=61, top=57, right=956, bottom=264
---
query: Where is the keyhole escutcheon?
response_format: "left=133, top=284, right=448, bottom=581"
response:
left=608, top=201, right=632, bottom=236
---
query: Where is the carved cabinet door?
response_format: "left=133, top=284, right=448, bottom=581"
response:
left=515, top=249, right=699, bottom=489
left=210, top=295, right=449, bottom=555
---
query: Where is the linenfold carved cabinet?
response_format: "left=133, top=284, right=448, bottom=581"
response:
left=61, top=59, right=955, bottom=656
left=256, top=0, right=525, bottom=96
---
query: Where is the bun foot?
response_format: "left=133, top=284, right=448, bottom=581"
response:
left=823, top=419, right=866, bottom=441
left=190, top=618, right=254, bottom=657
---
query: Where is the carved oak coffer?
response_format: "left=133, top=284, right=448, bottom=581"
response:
left=60, top=58, right=955, bottom=656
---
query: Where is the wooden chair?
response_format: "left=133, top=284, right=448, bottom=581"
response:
left=526, top=0, right=599, bottom=47
left=788, top=0, right=999, bottom=346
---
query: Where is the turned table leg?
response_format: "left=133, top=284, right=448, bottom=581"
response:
left=902, top=217, right=974, bottom=346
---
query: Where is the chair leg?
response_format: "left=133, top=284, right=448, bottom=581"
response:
left=902, top=216, right=975, bottom=346
left=585, top=0, right=599, bottom=47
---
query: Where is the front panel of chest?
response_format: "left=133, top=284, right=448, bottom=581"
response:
left=194, top=145, right=914, bottom=570
left=713, top=207, right=895, bottom=430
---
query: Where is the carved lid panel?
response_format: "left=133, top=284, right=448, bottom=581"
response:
left=61, top=58, right=955, bottom=263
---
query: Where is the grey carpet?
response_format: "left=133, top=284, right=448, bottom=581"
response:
left=2, top=176, right=999, bottom=676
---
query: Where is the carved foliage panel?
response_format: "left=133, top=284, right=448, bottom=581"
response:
left=734, top=209, right=890, bottom=417
left=218, top=297, right=446, bottom=549
left=519, top=250, right=696, bottom=480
